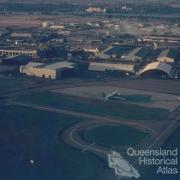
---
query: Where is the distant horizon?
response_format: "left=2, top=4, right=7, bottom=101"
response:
left=1, top=0, right=179, bottom=5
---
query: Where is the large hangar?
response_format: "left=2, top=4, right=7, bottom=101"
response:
left=20, top=61, right=77, bottom=79
left=88, top=62, right=135, bottom=73
left=138, top=62, right=173, bottom=78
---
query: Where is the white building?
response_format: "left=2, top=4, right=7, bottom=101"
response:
left=11, top=33, right=32, bottom=38
left=84, top=48, right=99, bottom=54
left=85, top=7, right=106, bottom=13
left=49, top=25, right=65, bottom=30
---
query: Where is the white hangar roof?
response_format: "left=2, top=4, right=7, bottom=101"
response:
left=138, top=62, right=173, bottom=77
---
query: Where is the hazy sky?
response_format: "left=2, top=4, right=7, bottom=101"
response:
left=2, top=0, right=179, bottom=4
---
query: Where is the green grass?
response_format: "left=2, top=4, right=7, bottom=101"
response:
left=80, top=125, right=148, bottom=148
left=0, top=77, right=33, bottom=94
left=163, top=127, right=180, bottom=150
left=17, top=91, right=169, bottom=121
left=0, top=105, right=105, bottom=180
left=110, top=94, right=152, bottom=103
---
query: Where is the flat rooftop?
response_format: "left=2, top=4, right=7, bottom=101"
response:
left=158, top=49, right=176, bottom=59
left=24, top=61, right=76, bottom=70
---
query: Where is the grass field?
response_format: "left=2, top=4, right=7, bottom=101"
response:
left=0, top=77, right=37, bottom=94
left=0, top=105, right=105, bottom=180
left=80, top=125, right=148, bottom=148
left=110, top=94, right=152, bottom=103
left=17, top=91, right=169, bottom=121
left=163, top=127, right=180, bottom=150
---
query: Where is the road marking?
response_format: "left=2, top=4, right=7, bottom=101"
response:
left=81, top=143, right=95, bottom=153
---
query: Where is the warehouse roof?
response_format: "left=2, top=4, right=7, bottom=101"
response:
left=105, top=45, right=136, bottom=56
left=44, top=61, right=75, bottom=70
left=157, top=49, right=176, bottom=59
left=24, top=62, right=43, bottom=68
left=23, top=61, right=76, bottom=70
left=89, top=62, right=135, bottom=73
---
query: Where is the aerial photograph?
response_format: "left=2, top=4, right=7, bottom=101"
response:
left=0, top=0, right=179, bottom=180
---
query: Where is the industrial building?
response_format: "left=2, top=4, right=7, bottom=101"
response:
left=0, top=49, right=37, bottom=58
left=96, top=45, right=152, bottom=62
left=20, top=61, right=77, bottom=79
left=88, top=62, right=135, bottom=73
left=11, top=33, right=32, bottom=38
left=121, top=47, right=142, bottom=61
left=121, top=47, right=152, bottom=62
left=142, top=36, right=180, bottom=43
left=96, top=45, right=136, bottom=60
left=84, top=48, right=99, bottom=54
left=85, top=7, right=106, bottom=13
